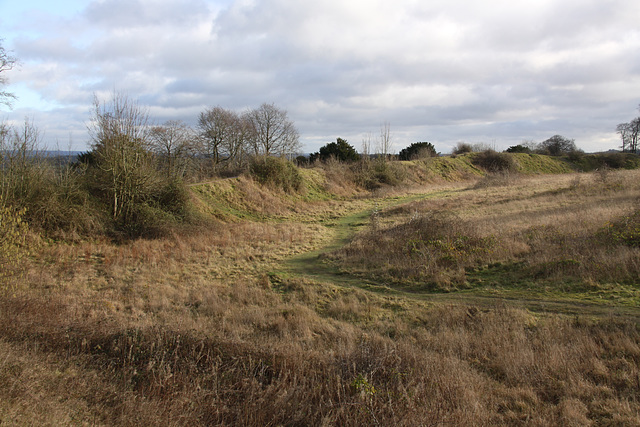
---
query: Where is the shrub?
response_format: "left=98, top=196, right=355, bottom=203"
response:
left=398, top=142, right=437, bottom=160
left=309, top=138, right=360, bottom=163
left=0, top=198, right=30, bottom=283
left=352, top=158, right=405, bottom=189
left=568, top=153, right=640, bottom=172
left=505, top=144, right=531, bottom=154
left=472, top=150, right=517, bottom=173
left=249, top=156, right=303, bottom=193
left=117, top=178, right=193, bottom=238
left=452, top=142, right=473, bottom=155
left=601, top=210, right=640, bottom=247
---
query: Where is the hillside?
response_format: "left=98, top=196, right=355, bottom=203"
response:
left=1, top=155, right=640, bottom=425
left=189, top=153, right=576, bottom=221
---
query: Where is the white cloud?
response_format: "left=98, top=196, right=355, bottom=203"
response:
left=1, top=0, right=639, bottom=152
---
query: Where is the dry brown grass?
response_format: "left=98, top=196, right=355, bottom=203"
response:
left=2, top=281, right=640, bottom=425
left=332, top=169, right=640, bottom=288
left=1, top=170, right=640, bottom=425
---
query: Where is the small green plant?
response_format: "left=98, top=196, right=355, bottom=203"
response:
left=351, top=374, right=377, bottom=397
left=601, top=210, right=640, bottom=247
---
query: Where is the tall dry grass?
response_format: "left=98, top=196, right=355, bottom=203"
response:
left=1, top=169, right=640, bottom=425
left=331, top=170, right=640, bottom=288
left=2, top=280, right=639, bottom=425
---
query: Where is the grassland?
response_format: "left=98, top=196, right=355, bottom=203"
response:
left=2, top=154, right=640, bottom=425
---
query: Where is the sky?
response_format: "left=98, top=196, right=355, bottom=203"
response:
left=1, top=0, right=640, bottom=154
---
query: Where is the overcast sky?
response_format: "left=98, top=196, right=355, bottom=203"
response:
left=2, top=0, right=640, bottom=153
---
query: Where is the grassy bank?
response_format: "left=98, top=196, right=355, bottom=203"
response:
left=1, top=156, right=640, bottom=425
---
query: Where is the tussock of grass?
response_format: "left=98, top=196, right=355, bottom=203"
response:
left=329, top=211, right=501, bottom=291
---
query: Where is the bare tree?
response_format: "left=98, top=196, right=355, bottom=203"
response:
left=0, top=118, right=43, bottom=205
left=361, top=131, right=373, bottom=158
left=245, top=103, right=300, bottom=157
left=629, top=118, right=640, bottom=154
left=88, top=92, right=156, bottom=223
left=377, top=121, right=393, bottom=159
left=198, top=106, right=232, bottom=166
left=617, top=122, right=633, bottom=153
left=538, top=135, right=577, bottom=156
left=616, top=104, right=640, bottom=154
left=616, top=120, right=639, bottom=154
left=0, top=40, right=17, bottom=108
left=224, top=112, right=252, bottom=168
left=149, top=120, right=195, bottom=179
left=197, top=106, right=252, bottom=171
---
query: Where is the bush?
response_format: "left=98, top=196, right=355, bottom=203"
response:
left=472, top=150, right=517, bottom=173
left=249, top=156, right=303, bottom=193
left=452, top=142, right=473, bottom=155
left=398, top=142, right=437, bottom=160
left=0, top=198, right=31, bottom=283
left=352, top=158, right=406, bottom=190
left=505, top=145, right=531, bottom=154
left=309, top=138, right=360, bottom=163
left=601, top=210, right=640, bottom=247
left=568, top=153, right=640, bottom=171
left=117, top=178, right=193, bottom=238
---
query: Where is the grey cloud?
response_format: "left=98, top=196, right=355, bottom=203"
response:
left=3, top=0, right=640, bottom=152
left=84, top=0, right=212, bottom=28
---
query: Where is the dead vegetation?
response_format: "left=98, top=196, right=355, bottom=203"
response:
left=331, top=170, right=640, bottom=291
left=1, top=168, right=640, bottom=425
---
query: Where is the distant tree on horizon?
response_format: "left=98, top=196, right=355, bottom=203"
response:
left=617, top=105, right=640, bottom=153
left=310, top=138, right=360, bottom=163
left=505, top=144, right=531, bottom=154
left=452, top=142, right=473, bottom=155
left=398, top=142, right=437, bottom=160
left=537, top=135, right=577, bottom=156
left=245, top=103, right=300, bottom=157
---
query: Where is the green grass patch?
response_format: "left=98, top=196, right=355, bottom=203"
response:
left=509, top=153, right=575, bottom=174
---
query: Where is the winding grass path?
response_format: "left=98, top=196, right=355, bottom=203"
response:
left=279, top=187, right=640, bottom=322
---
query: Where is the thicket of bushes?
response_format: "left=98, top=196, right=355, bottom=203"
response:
left=3, top=110, right=640, bottom=243
left=0, top=197, right=31, bottom=283
left=351, top=157, right=406, bottom=189
left=566, top=151, right=640, bottom=171
left=249, top=156, right=303, bottom=193
left=471, top=150, right=517, bottom=173
left=0, top=119, right=192, bottom=240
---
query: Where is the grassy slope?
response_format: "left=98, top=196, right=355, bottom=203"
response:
left=189, top=153, right=574, bottom=221
left=2, top=155, right=640, bottom=426
left=190, top=155, right=638, bottom=318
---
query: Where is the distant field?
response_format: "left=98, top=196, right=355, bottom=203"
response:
left=2, top=160, right=640, bottom=425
